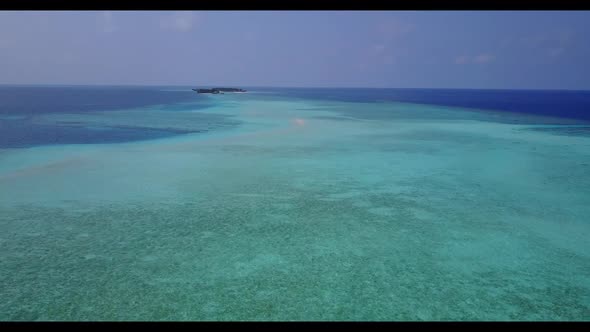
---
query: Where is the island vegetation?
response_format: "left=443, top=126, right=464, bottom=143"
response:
left=193, top=87, right=247, bottom=94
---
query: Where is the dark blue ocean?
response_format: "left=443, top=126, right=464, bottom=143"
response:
left=0, top=86, right=209, bottom=148
left=258, top=87, right=590, bottom=122
left=1, top=85, right=590, bottom=148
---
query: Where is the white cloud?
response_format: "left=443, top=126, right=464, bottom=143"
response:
left=376, top=19, right=415, bottom=41
left=473, top=54, right=495, bottom=63
left=374, top=44, right=386, bottom=53
left=503, top=29, right=574, bottom=62
left=454, top=54, right=495, bottom=65
left=160, top=12, right=198, bottom=32
left=100, top=11, right=117, bottom=33
left=363, top=19, right=414, bottom=67
left=548, top=47, right=565, bottom=57
left=454, top=55, right=469, bottom=65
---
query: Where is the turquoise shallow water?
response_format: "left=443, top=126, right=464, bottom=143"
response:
left=1, top=91, right=589, bottom=320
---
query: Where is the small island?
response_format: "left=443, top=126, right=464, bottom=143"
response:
left=193, top=87, right=247, bottom=94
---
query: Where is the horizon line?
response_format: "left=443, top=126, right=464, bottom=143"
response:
left=0, top=83, right=589, bottom=92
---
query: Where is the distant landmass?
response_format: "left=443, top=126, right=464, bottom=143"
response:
left=193, top=88, right=247, bottom=94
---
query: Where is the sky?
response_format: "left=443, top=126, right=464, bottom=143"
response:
left=1, top=11, right=589, bottom=89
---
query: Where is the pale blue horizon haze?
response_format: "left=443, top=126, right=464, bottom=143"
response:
left=1, top=10, right=590, bottom=90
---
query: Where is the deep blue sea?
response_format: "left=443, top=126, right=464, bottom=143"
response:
left=261, top=87, right=590, bottom=122
left=2, top=85, right=590, bottom=149
left=0, top=86, right=211, bottom=148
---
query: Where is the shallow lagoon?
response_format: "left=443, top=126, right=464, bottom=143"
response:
left=1, top=89, right=589, bottom=320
